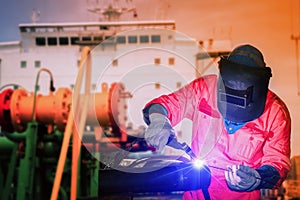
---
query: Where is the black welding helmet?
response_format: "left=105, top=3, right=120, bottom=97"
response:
left=217, top=44, right=272, bottom=123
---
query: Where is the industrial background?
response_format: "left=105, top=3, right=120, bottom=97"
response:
left=0, top=0, right=300, bottom=199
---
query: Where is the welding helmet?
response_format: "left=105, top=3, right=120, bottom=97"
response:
left=217, top=44, right=272, bottom=123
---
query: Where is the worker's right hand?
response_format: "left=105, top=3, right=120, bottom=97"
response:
left=144, top=113, right=175, bottom=152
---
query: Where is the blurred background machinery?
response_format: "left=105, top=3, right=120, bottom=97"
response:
left=0, top=48, right=135, bottom=200
left=0, top=85, right=130, bottom=199
left=0, top=47, right=213, bottom=200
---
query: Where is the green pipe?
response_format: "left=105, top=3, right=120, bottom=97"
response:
left=43, top=129, right=63, bottom=142
left=0, top=137, right=15, bottom=153
left=1, top=144, right=18, bottom=200
left=16, top=121, right=38, bottom=200
left=45, top=166, right=67, bottom=200
left=2, top=130, right=27, bottom=142
left=59, top=187, right=68, bottom=200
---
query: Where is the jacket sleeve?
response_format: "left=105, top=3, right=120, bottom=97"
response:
left=143, top=77, right=208, bottom=126
left=260, top=93, right=291, bottom=188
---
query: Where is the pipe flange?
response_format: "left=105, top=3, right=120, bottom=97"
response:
left=108, top=82, right=128, bottom=141
left=10, top=88, right=28, bottom=132
left=0, top=89, right=14, bottom=132
left=54, top=88, right=72, bottom=132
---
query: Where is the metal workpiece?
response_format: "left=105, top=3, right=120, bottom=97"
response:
left=99, top=162, right=211, bottom=195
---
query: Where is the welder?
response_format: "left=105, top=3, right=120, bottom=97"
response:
left=142, top=44, right=291, bottom=199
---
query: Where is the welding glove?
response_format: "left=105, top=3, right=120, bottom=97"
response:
left=225, top=165, right=261, bottom=192
left=144, top=113, right=175, bottom=152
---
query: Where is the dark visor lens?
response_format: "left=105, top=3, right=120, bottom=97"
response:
left=219, top=92, right=247, bottom=108
left=219, top=86, right=253, bottom=108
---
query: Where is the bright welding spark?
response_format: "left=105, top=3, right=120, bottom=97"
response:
left=192, top=159, right=205, bottom=169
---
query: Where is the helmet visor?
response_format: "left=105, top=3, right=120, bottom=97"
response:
left=217, top=57, right=272, bottom=123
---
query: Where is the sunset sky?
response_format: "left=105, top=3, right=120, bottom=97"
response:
left=1, top=0, right=300, bottom=155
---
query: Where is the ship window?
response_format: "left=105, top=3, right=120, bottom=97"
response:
left=20, top=61, right=27, bottom=68
left=154, top=58, right=161, bottom=65
left=92, top=84, right=97, bottom=90
left=71, top=37, right=79, bottom=45
left=94, top=36, right=103, bottom=42
left=103, top=36, right=115, bottom=44
left=176, top=82, right=182, bottom=88
left=112, top=59, right=118, bottom=66
left=20, top=27, right=27, bottom=32
left=48, top=37, right=57, bottom=46
left=140, top=35, right=149, bottom=43
left=128, top=35, right=137, bottom=44
left=59, top=37, right=69, bottom=45
left=155, top=82, right=161, bottom=89
left=82, top=36, right=91, bottom=41
left=169, top=57, right=175, bottom=65
left=23, top=39, right=30, bottom=46
left=100, top=26, right=109, bottom=30
left=117, top=36, right=126, bottom=44
left=36, top=37, right=46, bottom=46
left=151, top=35, right=161, bottom=43
left=35, top=60, right=41, bottom=68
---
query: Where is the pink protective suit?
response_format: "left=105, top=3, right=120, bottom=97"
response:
left=144, top=74, right=291, bottom=200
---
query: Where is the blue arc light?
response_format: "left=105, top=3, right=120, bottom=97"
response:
left=193, top=159, right=205, bottom=169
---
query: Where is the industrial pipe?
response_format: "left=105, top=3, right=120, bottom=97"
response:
left=0, top=83, right=129, bottom=133
left=9, top=87, right=72, bottom=132
left=0, top=137, right=15, bottom=155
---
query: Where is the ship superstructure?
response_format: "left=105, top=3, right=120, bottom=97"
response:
left=0, top=14, right=231, bottom=127
left=0, top=20, right=179, bottom=92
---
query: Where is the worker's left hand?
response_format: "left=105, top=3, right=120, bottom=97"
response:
left=225, top=165, right=261, bottom=192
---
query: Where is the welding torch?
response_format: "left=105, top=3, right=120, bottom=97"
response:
left=166, top=135, right=230, bottom=169
left=166, top=134, right=197, bottom=160
left=166, top=135, right=215, bottom=170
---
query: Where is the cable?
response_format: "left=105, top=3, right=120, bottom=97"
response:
left=0, top=83, right=23, bottom=91
left=31, top=68, right=55, bottom=121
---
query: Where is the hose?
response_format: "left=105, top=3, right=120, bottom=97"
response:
left=31, top=68, right=55, bottom=121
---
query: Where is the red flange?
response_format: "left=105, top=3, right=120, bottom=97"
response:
left=0, top=89, right=14, bottom=132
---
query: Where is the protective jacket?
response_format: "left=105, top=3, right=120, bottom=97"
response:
left=144, top=74, right=291, bottom=200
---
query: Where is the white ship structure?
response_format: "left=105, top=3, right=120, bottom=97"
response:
left=0, top=1, right=231, bottom=128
